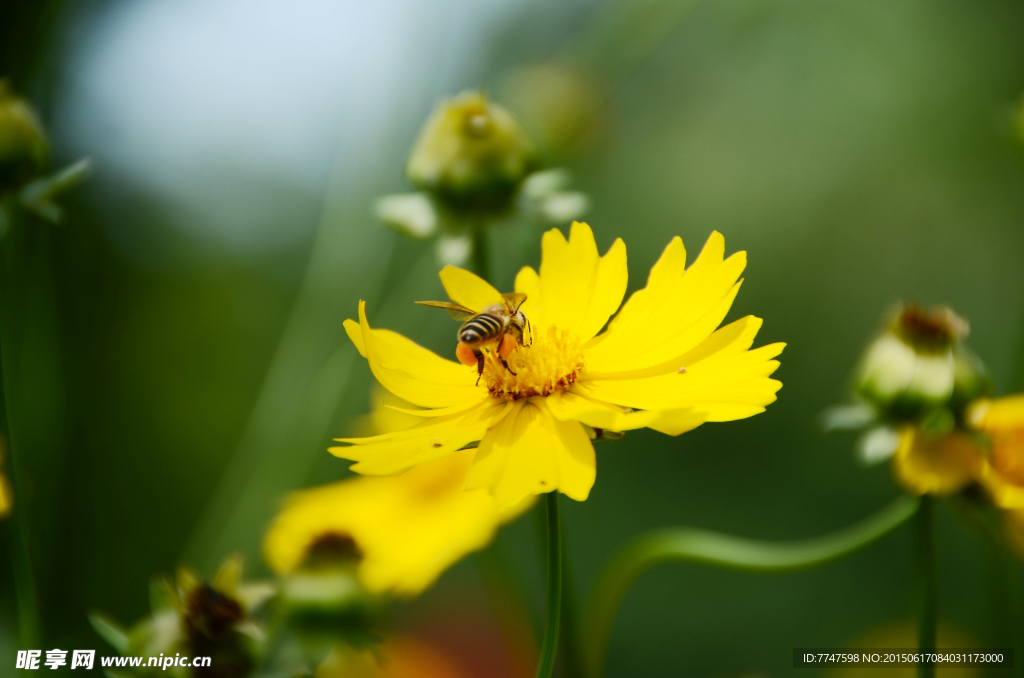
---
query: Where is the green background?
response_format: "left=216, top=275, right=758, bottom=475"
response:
left=2, top=0, right=1024, bottom=675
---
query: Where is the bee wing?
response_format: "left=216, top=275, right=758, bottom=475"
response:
left=416, top=300, right=477, bottom=321
left=501, top=292, right=527, bottom=313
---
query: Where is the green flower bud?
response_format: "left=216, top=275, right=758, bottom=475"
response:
left=855, top=304, right=970, bottom=423
left=280, top=532, right=376, bottom=620
left=0, top=81, right=48, bottom=190
left=406, top=91, right=540, bottom=213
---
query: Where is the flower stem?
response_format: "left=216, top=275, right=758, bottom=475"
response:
left=581, top=494, right=919, bottom=678
left=536, top=491, right=562, bottom=678
left=915, top=496, right=937, bottom=678
left=471, top=218, right=490, bottom=282
left=0, top=220, right=40, bottom=649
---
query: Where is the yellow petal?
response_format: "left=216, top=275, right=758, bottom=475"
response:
left=439, top=265, right=504, bottom=311
left=547, top=389, right=708, bottom=437
left=514, top=265, right=542, bottom=322
left=979, top=459, right=1024, bottom=509
left=331, top=399, right=510, bottom=475
left=466, top=400, right=595, bottom=508
left=892, top=428, right=982, bottom=496
left=532, top=222, right=627, bottom=342
left=579, top=315, right=784, bottom=420
left=972, top=394, right=1024, bottom=433
left=585, top=232, right=747, bottom=373
left=344, top=319, right=366, bottom=357
left=349, top=301, right=481, bottom=408
left=263, top=449, right=516, bottom=596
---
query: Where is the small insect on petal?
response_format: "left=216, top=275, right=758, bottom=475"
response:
left=456, top=342, right=478, bottom=367
left=677, top=367, right=687, bottom=374
left=499, top=334, right=517, bottom=361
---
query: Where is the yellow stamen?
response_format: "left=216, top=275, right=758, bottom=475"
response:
left=483, top=327, right=584, bottom=400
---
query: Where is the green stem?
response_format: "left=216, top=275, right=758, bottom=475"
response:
left=471, top=218, right=490, bottom=283
left=536, top=492, right=562, bottom=678
left=582, top=494, right=919, bottom=678
left=915, top=496, right=937, bottom=678
left=7, top=478, right=39, bottom=649
left=559, top=548, right=585, bottom=678
left=0, top=214, right=40, bottom=649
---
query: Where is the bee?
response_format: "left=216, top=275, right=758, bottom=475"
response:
left=416, top=292, right=530, bottom=380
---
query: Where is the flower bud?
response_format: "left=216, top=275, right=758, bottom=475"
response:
left=406, top=91, right=540, bottom=213
left=279, top=532, right=373, bottom=616
left=0, top=81, right=48, bottom=190
left=855, top=304, right=972, bottom=422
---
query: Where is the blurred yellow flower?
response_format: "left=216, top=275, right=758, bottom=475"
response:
left=970, top=395, right=1024, bottom=508
left=890, top=427, right=983, bottom=496
left=0, top=475, right=10, bottom=519
left=332, top=222, right=784, bottom=509
left=263, top=448, right=529, bottom=596
left=0, top=438, right=12, bottom=519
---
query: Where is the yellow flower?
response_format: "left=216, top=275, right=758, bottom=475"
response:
left=890, top=427, right=983, bottom=496
left=970, top=395, right=1024, bottom=508
left=331, top=222, right=784, bottom=509
left=263, top=448, right=528, bottom=596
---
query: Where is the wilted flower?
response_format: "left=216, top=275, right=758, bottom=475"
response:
left=90, top=557, right=273, bottom=677
left=855, top=304, right=985, bottom=423
left=90, top=561, right=274, bottom=675
left=827, top=304, right=991, bottom=473
left=333, top=222, right=784, bottom=509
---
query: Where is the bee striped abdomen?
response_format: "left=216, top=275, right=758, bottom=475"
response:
left=459, top=314, right=505, bottom=345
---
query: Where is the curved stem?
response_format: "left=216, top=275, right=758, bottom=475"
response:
left=536, top=492, right=562, bottom=678
left=915, top=496, right=937, bottom=678
left=582, top=494, right=919, bottom=678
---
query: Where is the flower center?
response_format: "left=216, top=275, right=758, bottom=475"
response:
left=892, top=304, right=968, bottom=354
left=483, top=327, right=584, bottom=400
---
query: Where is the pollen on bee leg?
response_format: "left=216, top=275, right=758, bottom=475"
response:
left=499, top=334, right=517, bottom=361
left=455, top=342, right=478, bottom=367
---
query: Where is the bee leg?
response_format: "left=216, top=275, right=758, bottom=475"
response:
left=474, top=350, right=484, bottom=386
left=501, top=357, right=517, bottom=376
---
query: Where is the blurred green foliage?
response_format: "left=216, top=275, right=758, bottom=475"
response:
left=1, top=0, right=1024, bottom=676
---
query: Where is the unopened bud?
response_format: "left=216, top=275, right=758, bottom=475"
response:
left=0, top=81, right=48, bottom=190
left=407, top=91, right=540, bottom=213
left=855, top=304, right=972, bottom=422
left=281, top=532, right=374, bottom=617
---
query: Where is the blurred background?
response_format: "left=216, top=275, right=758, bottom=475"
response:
left=2, top=0, right=1024, bottom=675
